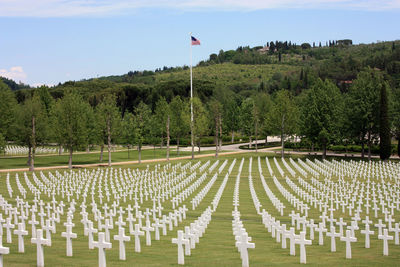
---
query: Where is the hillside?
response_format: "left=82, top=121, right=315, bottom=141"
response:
left=9, top=39, right=400, bottom=112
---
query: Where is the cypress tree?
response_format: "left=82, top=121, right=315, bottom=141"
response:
left=379, top=83, right=391, bottom=160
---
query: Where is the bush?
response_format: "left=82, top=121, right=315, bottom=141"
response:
left=239, top=142, right=281, bottom=150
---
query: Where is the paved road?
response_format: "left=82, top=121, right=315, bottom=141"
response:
left=181, top=136, right=282, bottom=152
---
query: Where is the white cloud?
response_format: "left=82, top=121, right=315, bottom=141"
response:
left=0, top=0, right=399, bottom=17
left=0, top=66, right=27, bottom=83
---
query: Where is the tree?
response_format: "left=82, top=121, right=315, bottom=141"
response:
left=14, top=94, right=48, bottom=171
left=52, top=91, right=90, bottom=169
left=300, top=79, right=342, bottom=158
left=0, top=133, right=5, bottom=155
left=170, top=96, right=189, bottom=156
left=347, top=68, right=381, bottom=160
left=121, top=112, right=136, bottom=159
left=134, top=101, right=151, bottom=163
left=254, top=93, right=273, bottom=144
left=209, top=99, right=223, bottom=157
left=379, top=82, right=391, bottom=160
left=154, top=97, right=171, bottom=160
left=269, top=90, right=298, bottom=158
left=0, top=80, right=17, bottom=140
left=392, top=87, right=400, bottom=157
left=239, top=98, right=255, bottom=148
left=223, top=96, right=240, bottom=143
left=192, top=97, right=209, bottom=153
left=96, top=94, right=121, bottom=166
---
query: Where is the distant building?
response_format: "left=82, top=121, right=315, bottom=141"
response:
left=258, top=46, right=270, bottom=54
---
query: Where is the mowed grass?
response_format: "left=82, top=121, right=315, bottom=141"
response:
left=0, top=148, right=221, bottom=170
left=1, top=153, right=399, bottom=266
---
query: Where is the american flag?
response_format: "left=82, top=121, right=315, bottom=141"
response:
left=191, top=36, right=200, bottom=45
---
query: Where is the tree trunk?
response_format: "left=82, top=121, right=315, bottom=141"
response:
left=281, top=132, right=285, bottom=158
left=249, top=136, right=252, bottom=149
left=361, top=136, right=365, bottom=158
left=86, top=145, right=90, bottom=153
left=322, top=142, right=326, bottom=159
left=231, top=131, right=234, bottom=143
left=311, top=143, right=314, bottom=152
left=107, top=119, right=112, bottom=167
left=265, top=136, right=268, bottom=144
left=59, top=144, right=63, bottom=155
left=367, top=131, right=372, bottom=161
left=100, top=144, right=104, bottom=162
left=68, top=147, right=73, bottom=169
left=161, top=133, right=164, bottom=149
left=215, top=118, right=219, bottom=158
left=138, top=145, right=141, bottom=163
left=191, top=103, right=195, bottom=160
left=177, top=137, right=180, bottom=156
left=29, top=115, right=36, bottom=171
left=255, top=120, right=258, bottom=153
left=27, top=146, right=32, bottom=167
left=281, top=115, right=285, bottom=158
left=219, top=114, right=222, bottom=152
left=397, top=136, right=400, bottom=157
left=166, top=115, right=170, bottom=161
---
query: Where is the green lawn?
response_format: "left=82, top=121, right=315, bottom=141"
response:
left=0, top=148, right=221, bottom=170
left=0, top=153, right=399, bottom=266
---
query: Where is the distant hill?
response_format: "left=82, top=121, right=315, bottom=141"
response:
left=0, top=77, right=31, bottom=91
left=6, top=39, right=400, bottom=112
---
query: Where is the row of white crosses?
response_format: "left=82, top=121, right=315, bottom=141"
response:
left=272, top=157, right=400, bottom=258
left=272, top=157, right=310, bottom=216
left=248, top=158, right=262, bottom=215
left=0, top=158, right=229, bottom=266
left=5, top=145, right=58, bottom=155
left=296, top=159, right=399, bottom=225
left=1, top=157, right=399, bottom=265
left=232, top=158, right=255, bottom=267
left=256, top=157, right=312, bottom=263
left=255, top=157, right=313, bottom=264
left=260, top=158, right=285, bottom=215
left=172, top=159, right=236, bottom=265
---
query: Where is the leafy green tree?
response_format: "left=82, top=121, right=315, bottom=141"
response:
left=170, top=96, right=189, bottom=156
left=209, top=99, right=223, bottom=157
left=14, top=94, right=48, bottom=171
left=223, top=96, right=240, bottom=143
left=239, top=98, right=255, bottom=148
left=392, top=87, right=400, bottom=157
left=379, top=82, right=391, bottom=160
left=121, top=112, right=136, bottom=159
left=85, top=105, right=98, bottom=153
left=269, top=90, right=298, bottom=158
left=35, top=86, right=54, bottom=115
left=0, top=80, right=17, bottom=140
left=300, top=79, right=343, bottom=158
left=96, top=94, right=121, bottom=166
left=134, top=101, right=151, bottom=163
left=154, top=97, right=171, bottom=159
left=192, top=97, right=209, bottom=153
left=347, top=68, right=381, bottom=160
left=254, top=93, right=273, bottom=144
left=0, top=133, right=6, bottom=155
left=52, top=91, right=90, bottom=169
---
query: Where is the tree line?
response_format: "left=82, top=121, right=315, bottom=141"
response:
left=0, top=66, right=399, bottom=170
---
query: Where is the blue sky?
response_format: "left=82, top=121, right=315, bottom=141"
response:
left=0, top=0, right=399, bottom=86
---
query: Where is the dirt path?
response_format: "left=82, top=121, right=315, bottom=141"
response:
left=1, top=146, right=398, bottom=173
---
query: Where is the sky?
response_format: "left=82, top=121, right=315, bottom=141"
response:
left=0, top=0, right=400, bottom=87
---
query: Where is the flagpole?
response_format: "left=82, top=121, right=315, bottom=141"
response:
left=190, top=33, right=194, bottom=160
